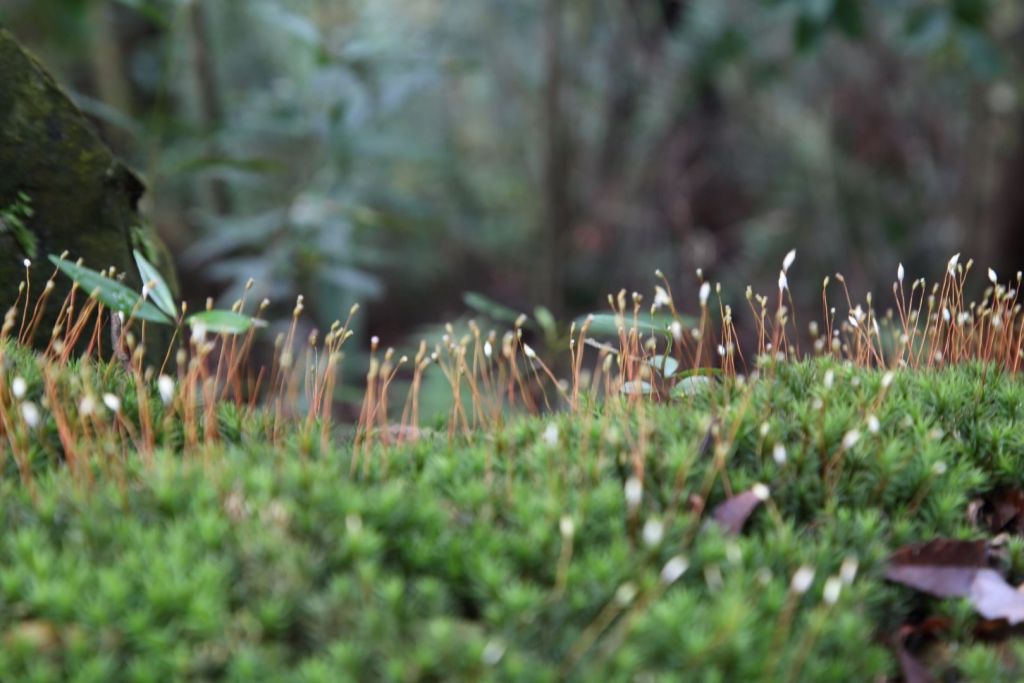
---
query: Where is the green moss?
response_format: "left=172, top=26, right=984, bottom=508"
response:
left=0, top=348, right=1023, bottom=679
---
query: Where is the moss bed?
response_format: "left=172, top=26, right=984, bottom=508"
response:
left=1, top=341, right=1024, bottom=681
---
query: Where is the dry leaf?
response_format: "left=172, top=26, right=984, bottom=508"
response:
left=980, top=489, right=1024, bottom=534
left=887, top=539, right=1024, bottom=626
left=896, top=645, right=934, bottom=683
left=892, top=619, right=946, bottom=683
left=710, top=484, right=769, bottom=535
left=968, top=569, right=1024, bottom=625
left=883, top=539, right=989, bottom=598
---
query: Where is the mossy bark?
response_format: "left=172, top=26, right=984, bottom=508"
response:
left=0, top=28, right=152, bottom=348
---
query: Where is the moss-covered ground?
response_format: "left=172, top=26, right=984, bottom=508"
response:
left=2, top=335, right=1023, bottom=682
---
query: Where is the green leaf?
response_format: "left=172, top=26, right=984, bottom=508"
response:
left=133, top=249, right=177, bottom=319
left=578, top=312, right=686, bottom=337
left=831, top=0, right=864, bottom=38
left=674, top=367, right=724, bottom=379
left=463, top=292, right=523, bottom=325
left=621, top=381, right=653, bottom=396
left=905, top=8, right=950, bottom=52
left=801, top=0, right=835, bottom=23
left=671, top=376, right=712, bottom=397
left=48, top=255, right=172, bottom=324
left=110, top=0, right=170, bottom=26
left=534, top=306, right=557, bottom=343
left=0, top=194, right=38, bottom=259
left=959, top=27, right=1003, bottom=78
left=187, top=310, right=266, bottom=335
left=648, top=355, right=680, bottom=378
left=952, top=0, right=990, bottom=28
left=794, top=14, right=824, bottom=52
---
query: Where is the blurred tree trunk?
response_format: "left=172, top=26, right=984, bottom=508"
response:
left=188, top=1, right=232, bottom=215
left=540, top=0, right=570, bottom=319
left=994, top=117, right=1024, bottom=277
left=88, top=0, right=134, bottom=150
left=0, top=29, right=146, bottom=348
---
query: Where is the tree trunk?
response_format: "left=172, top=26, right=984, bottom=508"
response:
left=540, top=0, right=570, bottom=319
left=993, top=116, right=1024, bottom=279
left=0, top=28, right=153, bottom=348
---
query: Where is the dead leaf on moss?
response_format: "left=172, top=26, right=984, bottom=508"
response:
left=883, top=539, right=989, bottom=598
left=886, top=538, right=1024, bottom=626
left=892, top=618, right=947, bottom=683
left=967, top=498, right=984, bottom=528
left=976, top=489, right=1024, bottom=534
left=710, top=484, right=769, bottom=535
left=974, top=614, right=1019, bottom=641
left=895, top=645, right=934, bottom=683
left=968, top=569, right=1024, bottom=625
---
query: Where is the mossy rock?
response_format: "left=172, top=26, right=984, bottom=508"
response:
left=0, top=28, right=171, bottom=348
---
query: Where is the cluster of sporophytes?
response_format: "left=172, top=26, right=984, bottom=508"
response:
left=0, top=250, right=1024, bottom=680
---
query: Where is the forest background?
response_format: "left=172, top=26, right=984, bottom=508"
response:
left=4, top=0, right=1022, bottom=409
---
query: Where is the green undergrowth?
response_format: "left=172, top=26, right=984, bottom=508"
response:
left=2, top=344, right=1024, bottom=681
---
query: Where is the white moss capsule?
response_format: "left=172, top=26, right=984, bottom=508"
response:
left=840, top=557, right=859, bottom=585
left=642, top=518, right=664, bottom=547
left=791, top=566, right=815, bottom=594
left=158, top=375, right=175, bottom=406
left=559, top=515, right=575, bottom=539
left=783, top=248, right=796, bottom=272
left=660, top=556, right=689, bottom=585
left=624, top=477, right=643, bottom=510
left=103, top=393, right=121, bottom=414
left=823, top=576, right=842, bottom=605
left=20, top=401, right=40, bottom=429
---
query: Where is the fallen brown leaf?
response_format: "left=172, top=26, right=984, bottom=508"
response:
left=892, top=619, right=946, bottom=683
left=710, top=484, right=769, bottom=535
left=981, top=489, right=1024, bottom=534
left=895, top=645, right=934, bottom=683
left=883, top=539, right=989, bottom=598
left=968, top=569, right=1024, bottom=625
left=886, top=538, right=1024, bottom=627
left=973, top=618, right=1010, bottom=641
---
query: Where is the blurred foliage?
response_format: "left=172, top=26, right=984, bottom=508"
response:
left=3, top=0, right=1023, bottom=349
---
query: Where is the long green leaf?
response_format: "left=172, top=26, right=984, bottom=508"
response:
left=463, top=291, right=523, bottom=325
left=133, top=249, right=177, bottom=318
left=578, top=312, right=688, bottom=337
left=674, top=367, right=723, bottom=379
left=187, top=310, right=266, bottom=335
left=49, top=254, right=172, bottom=324
left=534, top=305, right=557, bottom=342
left=671, top=376, right=712, bottom=397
